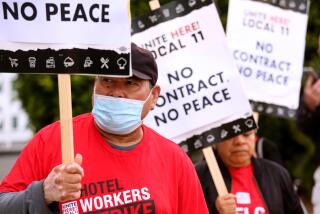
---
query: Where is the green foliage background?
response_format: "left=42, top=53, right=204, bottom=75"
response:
left=14, top=0, right=320, bottom=198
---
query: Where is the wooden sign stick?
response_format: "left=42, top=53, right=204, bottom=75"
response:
left=148, top=0, right=228, bottom=196
left=58, top=74, right=74, bottom=164
left=202, top=147, right=228, bottom=195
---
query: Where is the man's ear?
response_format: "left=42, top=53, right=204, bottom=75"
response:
left=150, top=85, right=160, bottom=109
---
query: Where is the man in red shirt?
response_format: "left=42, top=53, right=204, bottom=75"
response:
left=0, top=43, right=208, bottom=213
left=196, top=130, right=303, bottom=214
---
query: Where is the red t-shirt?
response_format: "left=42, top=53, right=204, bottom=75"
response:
left=0, top=113, right=208, bottom=214
left=229, top=164, right=267, bottom=214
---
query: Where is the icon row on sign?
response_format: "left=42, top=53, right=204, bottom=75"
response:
left=136, top=0, right=208, bottom=29
left=8, top=56, right=128, bottom=70
left=182, top=118, right=255, bottom=152
left=251, top=102, right=295, bottom=118
left=277, top=0, right=306, bottom=11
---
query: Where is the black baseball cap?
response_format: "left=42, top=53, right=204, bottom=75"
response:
left=131, top=43, right=158, bottom=86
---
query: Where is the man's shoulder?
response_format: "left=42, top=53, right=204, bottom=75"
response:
left=72, top=113, right=93, bottom=126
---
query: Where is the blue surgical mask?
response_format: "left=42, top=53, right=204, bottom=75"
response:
left=92, top=93, right=150, bottom=135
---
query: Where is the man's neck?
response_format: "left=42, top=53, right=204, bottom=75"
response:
left=96, top=124, right=143, bottom=147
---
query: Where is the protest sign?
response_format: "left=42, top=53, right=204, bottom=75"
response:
left=0, top=0, right=131, bottom=163
left=0, top=0, right=131, bottom=76
left=132, top=0, right=257, bottom=153
left=226, top=0, right=309, bottom=118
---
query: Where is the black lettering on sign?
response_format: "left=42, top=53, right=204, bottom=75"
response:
left=21, top=2, right=37, bottom=21
left=2, top=2, right=37, bottom=21
left=155, top=72, right=226, bottom=110
left=73, top=4, right=87, bottom=21
left=101, top=4, right=109, bottom=22
left=45, top=3, right=110, bottom=22
left=256, top=41, right=273, bottom=53
left=148, top=39, right=186, bottom=59
left=182, top=88, right=231, bottom=115
left=154, top=108, right=179, bottom=127
left=141, top=34, right=168, bottom=49
left=243, top=18, right=275, bottom=33
left=255, top=69, right=289, bottom=85
left=61, top=3, right=71, bottom=21
left=46, top=3, right=58, bottom=21
left=167, top=67, right=193, bottom=84
left=2, top=2, right=18, bottom=20
left=89, top=4, right=99, bottom=22
left=208, top=71, right=224, bottom=86
left=239, top=66, right=253, bottom=78
left=233, top=50, right=291, bottom=72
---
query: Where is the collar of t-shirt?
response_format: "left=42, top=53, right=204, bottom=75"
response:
left=108, top=141, right=139, bottom=151
left=228, top=164, right=268, bottom=214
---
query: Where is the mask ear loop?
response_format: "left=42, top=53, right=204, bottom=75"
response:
left=144, top=87, right=154, bottom=103
left=141, top=87, right=156, bottom=122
